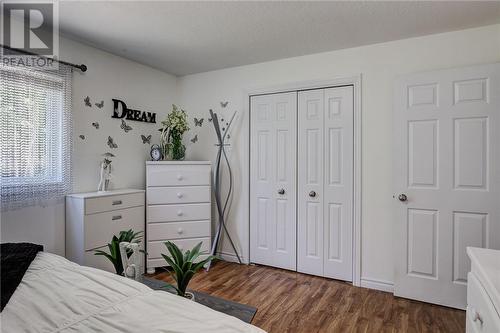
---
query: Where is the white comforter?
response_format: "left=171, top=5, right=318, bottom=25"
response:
left=1, top=252, right=265, bottom=333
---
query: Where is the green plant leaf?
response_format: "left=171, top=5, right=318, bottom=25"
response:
left=192, top=256, right=216, bottom=272
left=183, top=249, right=191, bottom=263
left=188, top=242, right=202, bottom=261
left=178, top=269, right=195, bottom=293
left=161, top=254, right=183, bottom=283
left=165, top=241, right=184, bottom=268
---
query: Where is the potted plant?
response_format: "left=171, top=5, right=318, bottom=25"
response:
left=159, top=104, right=190, bottom=160
left=161, top=241, right=215, bottom=300
left=94, top=229, right=143, bottom=276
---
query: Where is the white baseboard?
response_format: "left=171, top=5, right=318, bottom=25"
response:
left=360, top=277, right=394, bottom=293
left=216, top=251, right=249, bottom=264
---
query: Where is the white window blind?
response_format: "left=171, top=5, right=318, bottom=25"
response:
left=1, top=63, right=73, bottom=210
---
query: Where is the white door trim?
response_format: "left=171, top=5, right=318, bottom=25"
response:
left=243, top=74, right=362, bottom=287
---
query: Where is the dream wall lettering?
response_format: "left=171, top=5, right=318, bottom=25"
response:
left=112, top=99, right=156, bottom=123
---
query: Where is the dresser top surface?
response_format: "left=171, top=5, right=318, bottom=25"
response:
left=467, top=247, right=500, bottom=314
left=67, top=188, right=145, bottom=199
left=146, top=161, right=211, bottom=165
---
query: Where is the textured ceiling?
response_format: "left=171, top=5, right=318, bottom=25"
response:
left=59, top=1, right=500, bottom=76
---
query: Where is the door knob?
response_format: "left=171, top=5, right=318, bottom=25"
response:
left=309, top=191, right=316, bottom=198
left=177, top=210, right=183, bottom=216
left=398, top=194, right=408, bottom=202
left=177, top=192, right=183, bottom=198
left=278, top=188, right=285, bottom=195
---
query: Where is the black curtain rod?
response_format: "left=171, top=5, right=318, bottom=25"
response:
left=1, top=44, right=87, bottom=72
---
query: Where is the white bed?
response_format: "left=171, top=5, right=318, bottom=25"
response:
left=1, top=252, right=265, bottom=333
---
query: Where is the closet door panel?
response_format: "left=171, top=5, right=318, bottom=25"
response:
left=298, top=89, right=324, bottom=276
left=273, top=92, right=297, bottom=270
left=250, top=92, right=297, bottom=270
left=323, top=86, right=354, bottom=281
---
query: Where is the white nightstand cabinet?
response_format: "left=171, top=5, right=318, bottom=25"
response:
left=146, top=161, right=212, bottom=273
left=66, top=189, right=145, bottom=273
left=466, top=247, right=500, bottom=333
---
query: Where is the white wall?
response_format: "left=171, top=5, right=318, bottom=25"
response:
left=177, top=24, right=500, bottom=286
left=1, top=37, right=177, bottom=255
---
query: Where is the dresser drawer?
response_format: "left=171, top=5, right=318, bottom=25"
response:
left=148, top=221, right=210, bottom=241
left=147, top=237, right=210, bottom=259
left=147, top=164, right=210, bottom=187
left=147, top=186, right=210, bottom=205
left=147, top=203, right=210, bottom=222
left=466, top=273, right=500, bottom=333
left=85, top=192, right=144, bottom=215
left=84, top=206, right=145, bottom=251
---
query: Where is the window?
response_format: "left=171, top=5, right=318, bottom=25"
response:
left=1, top=63, right=73, bottom=210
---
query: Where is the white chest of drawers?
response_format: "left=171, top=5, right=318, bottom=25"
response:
left=66, top=189, right=145, bottom=273
left=466, top=247, right=500, bottom=333
left=146, top=161, right=212, bottom=273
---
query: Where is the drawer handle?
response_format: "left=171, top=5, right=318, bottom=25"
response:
left=177, top=175, right=183, bottom=181
left=177, top=210, right=183, bottom=216
left=177, top=192, right=183, bottom=198
left=112, top=200, right=122, bottom=206
left=112, top=215, right=122, bottom=221
left=177, top=228, right=184, bottom=234
left=472, top=308, right=483, bottom=325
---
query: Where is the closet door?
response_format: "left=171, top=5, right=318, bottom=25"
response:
left=323, top=86, right=353, bottom=281
left=298, top=86, right=354, bottom=281
left=250, top=92, right=297, bottom=270
left=297, top=89, right=325, bottom=276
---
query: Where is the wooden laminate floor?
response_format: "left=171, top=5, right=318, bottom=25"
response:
left=153, top=260, right=465, bottom=333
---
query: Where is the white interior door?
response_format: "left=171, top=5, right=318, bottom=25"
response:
left=323, top=86, right=353, bottom=281
left=250, top=92, right=297, bottom=270
left=298, top=89, right=324, bottom=276
left=298, top=86, right=354, bottom=281
left=394, top=63, right=500, bottom=309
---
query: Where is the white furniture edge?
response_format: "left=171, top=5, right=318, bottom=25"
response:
left=243, top=74, right=363, bottom=287
left=467, top=246, right=500, bottom=316
left=146, top=161, right=211, bottom=165
left=67, top=188, right=145, bottom=199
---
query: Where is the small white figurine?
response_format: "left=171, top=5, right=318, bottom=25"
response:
left=97, top=153, right=114, bottom=192
left=119, top=242, right=142, bottom=281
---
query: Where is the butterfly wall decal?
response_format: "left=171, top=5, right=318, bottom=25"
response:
left=102, top=152, right=115, bottom=158
left=92, top=122, right=99, bottom=129
left=141, top=134, right=152, bottom=144
left=220, top=101, right=229, bottom=108
left=95, top=100, right=104, bottom=108
left=194, top=118, right=204, bottom=127
left=84, top=96, right=92, bottom=107
left=107, top=136, right=118, bottom=149
left=208, top=118, right=213, bottom=122
left=191, top=134, right=198, bottom=143
left=79, top=134, right=85, bottom=140
left=120, top=119, right=132, bottom=133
